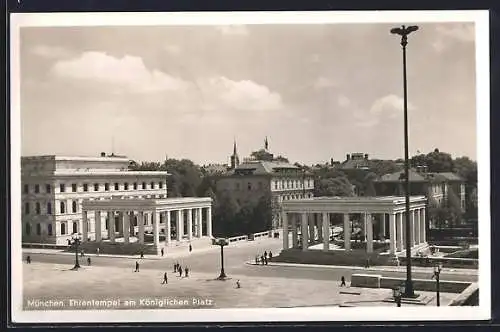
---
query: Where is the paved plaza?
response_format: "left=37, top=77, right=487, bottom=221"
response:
left=23, top=263, right=457, bottom=310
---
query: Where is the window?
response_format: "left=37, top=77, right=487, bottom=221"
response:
left=150, top=182, right=155, bottom=189
left=83, top=184, right=88, bottom=192
left=25, top=202, right=30, bottom=214
left=72, top=184, right=77, bottom=192
left=35, top=184, right=40, bottom=193
left=25, top=223, right=31, bottom=235
left=105, top=183, right=109, bottom=191
left=47, top=202, right=52, bottom=214
left=36, top=223, right=41, bottom=235
left=274, top=181, right=278, bottom=190
left=114, top=183, right=119, bottom=190
left=72, top=222, right=78, bottom=234
left=72, top=201, right=77, bottom=213
left=61, top=223, right=66, bottom=235
left=35, top=202, right=41, bottom=214
left=60, top=201, right=66, bottom=214
left=159, top=182, right=163, bottom=189
left=48, top=224, right=53, bottom=236
left=24, top=184, right=29, bottom=194
left=46, top=184, right=51, bottom=193
left=142, top=182, right=146, bottom=189
left=124, top=183, right=129, bottom=190
left=133, top=182, right=137, bottom=190
left=94, top=183, right=99, bottom=191
left=248, top=182, right=252, bottom=191
left=60, top=184, right=65, bottom=193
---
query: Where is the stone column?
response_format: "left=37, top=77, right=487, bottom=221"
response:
left=153, top=210, right=160, bottom=252
left=196, top=208, right=202, bottom=237
left=301, top=212, right=308, bottom=251
left=308, top=214, right=315, bottom=243
left=207, top=207, right=212, bottom=238
left=420, top=208, right=426, bottom=243
left=283, top=212, right=289, bottom=249
left=166, top=211, right=171, bottom=244
left=366, top=213, right=373, bottom=253
left=389, top=213, right=396, bottom=254
left=187, top=208, right=193, bottom=240
left=415, top=209, right=421, bottom=244
left=380, top=214, right=386, bottom=239
left=123, top=211, right=130, bottom=244
left=82, top=210, right=88, bottom=242
left=108, top=211, right=115, bottom=242
left=410, top=210, right=415, bottom=247
left=94, top=210, right=102, bottom=242
left=292, top=214, right=298, bottom=248
left=318, top=214, right=323, bottom=242
left=176, top=210, right=183, bottom=241
left=343, top=213, right=351, bottom=250
left=138, top=211, right=145, bottom=244
left=322, top=212, right=329, bottom=252
left=396, top=212, right=403, bottom=252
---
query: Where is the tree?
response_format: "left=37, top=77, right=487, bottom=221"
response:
left=315, top=177, right=354, bottom=197
left=213, top=191, right=240, bottom=237
left=250, top=149, right=273, bottom=161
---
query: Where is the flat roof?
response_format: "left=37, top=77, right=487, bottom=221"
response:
left=82, top=196, right=212, bottom=211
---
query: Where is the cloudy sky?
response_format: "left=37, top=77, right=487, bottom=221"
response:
left=19, top=22, right=477, bottom=165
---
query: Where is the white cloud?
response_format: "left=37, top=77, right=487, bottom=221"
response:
left=164, top=44, right=181, bottom=56
left=436, top=23, right=475, bottom=42
left=199, top=77, right=283, bottom=111
left=433, top=23, right=475, bottom=53
left=50, top=51, right=189, bottom=94
left=215, top=25, right=249, bottom=36
left=31, top=45, right=71, bottom=58
left=354, top=94, right=416, bottom=128
left=313, top=77, right=337, bottom=90
left=337, top=95, right=351, bottom=108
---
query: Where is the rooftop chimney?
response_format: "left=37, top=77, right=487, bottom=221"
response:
left=100, top=152, right=106, bottom=157
left=364, top=154, right=369, bottom=160
left=346, top=154, right=350, bottom=161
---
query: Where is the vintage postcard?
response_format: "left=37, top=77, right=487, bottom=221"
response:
left=10, top=10, right=490, bottom=323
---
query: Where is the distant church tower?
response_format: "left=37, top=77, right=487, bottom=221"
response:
left=230, top=139, right=240, bottom=169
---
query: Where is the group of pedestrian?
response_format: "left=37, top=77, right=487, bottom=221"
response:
left=255, top=250, right=273, bottom=265
left=173, top=262, right=190, bottom=277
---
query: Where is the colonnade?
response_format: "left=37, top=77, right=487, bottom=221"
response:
left=81, top=206, right=212, bottom=249
left=282, top=208, right=426, bottom=255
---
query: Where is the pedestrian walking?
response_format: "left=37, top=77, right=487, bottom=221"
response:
left=178, top=266, right=183, bottom=277
left=161, top=272, right=168, bottom=284
left=161, top=248, right=164, bottom=257
left=173, top=263, right=177, bottom=272
left=134, top=261, right=140, bottom=272
left=189, top=244, right=192, bottom=252
left=185, top=267, right=189, bottom=277
left=87, top=257, right=91, bottom=266
left=340, top=276, right=346, bottom=287
left=264, top=251, right=267, bottom=259
left=264, top=256, right=268, bottom=265
left=26, top=255, right=31, bottom=264
left=236, top=280, right=241, bottom=288
left=140, top=251, right=144, bottom=259
left=96, top=247, right=100, bottom=256
left=261, top=255, right=265, bottom=265
left=269, top=251, right=273, bottom=260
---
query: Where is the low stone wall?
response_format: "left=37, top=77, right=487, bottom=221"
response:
left=449, top=283, right=479, bottom=306
left=399, top=256, right=478, bottom=269
left=350, top=273, right=470, bottom=293
left=273, top=248, right=392, bottom=267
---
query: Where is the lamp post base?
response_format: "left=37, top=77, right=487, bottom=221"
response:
left=217, top=269, right=227, bottom=280
left=71, top=264, right=81, bottom=271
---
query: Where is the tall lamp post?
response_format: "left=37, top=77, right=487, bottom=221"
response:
left=70, top=232, right=82, bottom=270
left=390, top=24, right=419, bottom=298
left=433, top=262, right=443, bottom=306
left=214, top=238, right=229, bottom=280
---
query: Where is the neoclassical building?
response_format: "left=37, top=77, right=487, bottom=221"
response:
left=214, top=140, right=314, bottom=229
left=281, top=196, right=428, bottom=256
left=21, top=154, right=212, bottom=248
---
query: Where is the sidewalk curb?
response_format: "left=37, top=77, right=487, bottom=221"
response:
left=245, top=261, right=478, bottom=276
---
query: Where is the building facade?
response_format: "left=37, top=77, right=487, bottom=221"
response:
left=21, top=155, right=171, bottom=245
left=215, top=160, right=315, bottom=229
